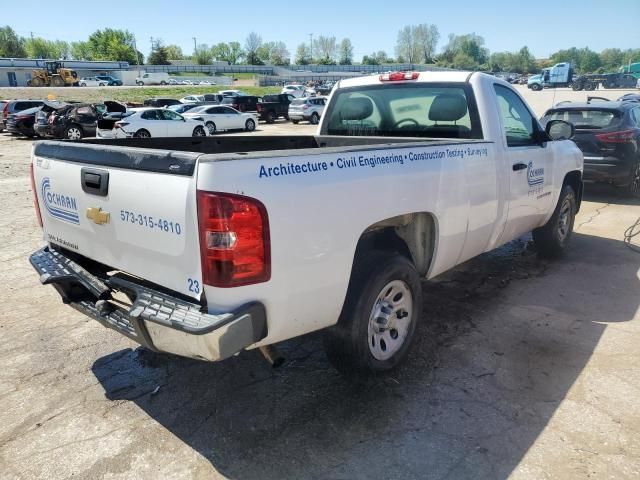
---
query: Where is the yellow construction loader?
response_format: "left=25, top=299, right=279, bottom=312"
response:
left=28, top=61, right=78, bottom=87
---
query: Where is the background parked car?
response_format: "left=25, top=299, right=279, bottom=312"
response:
left=202, top=93, right=224, bottom=103
left=281, top=85, right=307, bottom=98
left=180, top=95, right=205, bottom=103
left=5, top=106, right=42, bottom=137
left=142, top=97, right=182, bottom=107
left=218, top=90, right=247, bottom=97
left=541, top=99, right=640, bottom=196
left=167, top=102, right=212, bottom=114
left=220, top=95, right=261, bottom=112
left=256, top=94, right=294, bottom=123
left=0, top=101, right=6, bottom=132
left=111, top=108, right=208, bottom=138
left=288, top=97, right=326, bottom=124
left=2, top=100, right=44, bottom=131
left=135, top=72, right=170, bottom=86
left=95, top=75, right=122, bottom=86
left=35, top=102, right=107, bottom=140
left=183, top=105, right=256, bottom=134
left=79, top=77, right=107, bottom=87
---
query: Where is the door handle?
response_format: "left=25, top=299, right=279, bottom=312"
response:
left=81, top=167, right=109, bottom=196
left=512, top=163, right=528, bottom=171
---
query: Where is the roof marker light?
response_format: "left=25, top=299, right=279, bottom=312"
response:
left=379, top=72, right=420, bottom=82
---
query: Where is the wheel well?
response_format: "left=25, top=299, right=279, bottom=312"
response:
left=353, top=212, right=436, bottom=277
left=563, top=171, right=583, bottom=212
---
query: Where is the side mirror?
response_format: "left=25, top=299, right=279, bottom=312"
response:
left=545, top=119, right=574, bottom=141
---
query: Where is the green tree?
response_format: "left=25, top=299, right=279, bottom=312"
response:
left=193, top=44, right=213, bottom=65
left=0, top=26, right=26, bottom=57
left=315, top=35, right=337, bottom=64
left=227, top=42, right=243, bottom=64
left=164, top=44, right=184, bottom=60
left=244, top=32, right=263, bottom=65
left=25, top=37, right=54, bottom=58
left=295, top=43, right=311, bottom=65
left=86, top=28, right=138, bottom=63
left=413, top=24, right=439, bottom=63
left=578, top=47, right=601, bottom=73
left=338, top=38, right=354, bottom=65
left=71, top=41, right=93, bottom=60
left=438, top=33, right=488, bottom=68
left=148, top=45, right=171, bottom=65
left=361, top=55, right=379, bottom=65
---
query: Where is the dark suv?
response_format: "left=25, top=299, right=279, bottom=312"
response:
left=221, top=95, right=261, bottom=112
left=95, top=75, right=123, bottom=86
left=2, top=99, right=44, bottom=131
left=34, top=103, right=106, bottom=140
left=143, top=98, right=182, bottom=108
left=541, top=99, right=640, bottom=196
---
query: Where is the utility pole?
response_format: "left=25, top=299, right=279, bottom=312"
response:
left=193, top=37, right=197, bottom=55
left=133, top=36, right=140, bottom=73
left=309, top=33, right=313, bottom=63
left=150, top=36, right=155, bottom=53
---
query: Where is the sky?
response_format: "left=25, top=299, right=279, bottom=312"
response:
left=5, top=0, right=639, bottom=61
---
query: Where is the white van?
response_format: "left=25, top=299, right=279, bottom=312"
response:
left=135, top=72, right=170, bottom=86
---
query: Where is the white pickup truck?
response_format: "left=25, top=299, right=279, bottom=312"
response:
left=29, top=71, right=583, bottom=374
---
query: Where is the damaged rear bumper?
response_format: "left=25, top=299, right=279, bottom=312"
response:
left=29, top=246, right=267, bottom=361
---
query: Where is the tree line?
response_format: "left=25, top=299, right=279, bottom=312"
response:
left=0, top=24, right=638, bottom=74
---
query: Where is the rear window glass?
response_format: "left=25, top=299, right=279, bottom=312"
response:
left=291, top=99, right=305, bottom=106
left=543, top=109, right=622, bottom=129
left=324, top=84, right=481, bottom=139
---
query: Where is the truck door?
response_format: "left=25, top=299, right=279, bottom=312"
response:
left=493, top=84, right=554, bottom=244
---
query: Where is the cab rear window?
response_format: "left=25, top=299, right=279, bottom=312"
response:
left=323, top=84, right=482, bottom=139
left=542, top=109, right=622, bottom=129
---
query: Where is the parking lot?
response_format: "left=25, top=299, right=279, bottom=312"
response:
left=1, top=86, right=640, bottom=479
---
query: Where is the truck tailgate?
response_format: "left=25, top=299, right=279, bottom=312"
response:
left=32, top=141, right=203, bottom=299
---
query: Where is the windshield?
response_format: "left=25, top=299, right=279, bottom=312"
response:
left=323, top=84, right=482, bottom=139
left=542, top=109, right=622, bottom=129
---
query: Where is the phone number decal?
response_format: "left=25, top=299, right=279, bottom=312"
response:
left=120, top=210, right=182, bottom=235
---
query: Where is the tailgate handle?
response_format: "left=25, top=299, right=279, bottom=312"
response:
left=81, top=168, right=109, bottom=196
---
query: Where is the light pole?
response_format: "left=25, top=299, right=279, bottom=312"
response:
left=309, top=33, right=313, bottom=63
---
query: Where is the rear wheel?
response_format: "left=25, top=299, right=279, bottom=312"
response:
left=205, top=121, right=216, bottom=134
left=51, top=76, right=64, bottom=87
left=292, top=120, right=299, bottom=124
left=533, top=185, right=576, bottom=258
left=31, top=77, right=44, bottom=87
left=65, top=125, right=83, bottom=140
left=160, top=81, right=167, bottom=85
left=584, top=82, right=596, bottom=91
left=266, top=111, right=276, bottom=124
left=323, top=252, right=422, bottom=375
left=192, top=126, right=206, bottom=137
left=626, top=159, right=640, bottom=198
left=134, top=129, right=150, bottom=138
left=310, top=112, right=320, bottom=125
left=245, top=119, right=256, bottom=131
left=572, top=83, right=582, bottom=91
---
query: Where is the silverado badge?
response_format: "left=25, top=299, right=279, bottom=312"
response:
left=86, top=207, right=110, bottom=225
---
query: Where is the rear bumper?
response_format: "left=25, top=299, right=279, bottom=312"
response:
left=583, top=156, right=633, bottom=186
left=29, top=246, right=267, bottom=361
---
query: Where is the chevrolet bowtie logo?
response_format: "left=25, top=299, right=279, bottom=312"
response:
left=86, top=207, right=110, bottom=225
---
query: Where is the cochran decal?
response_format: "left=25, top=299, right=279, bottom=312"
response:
left=41, top=177, right=80, bottom=224
left=527, top=161, right=544, bottom=187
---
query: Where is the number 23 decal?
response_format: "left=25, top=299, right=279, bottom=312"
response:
left=188, top=278, right=201, bottom=294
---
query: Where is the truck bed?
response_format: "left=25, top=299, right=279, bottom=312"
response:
left=34, top=135, right=490, bottom=175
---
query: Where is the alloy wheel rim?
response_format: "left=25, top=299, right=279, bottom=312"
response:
left=367, top=280, right=413, bottom=361
left=68, top=128, right=81, bottom=140
left=557, top=198, right=572, bottom=240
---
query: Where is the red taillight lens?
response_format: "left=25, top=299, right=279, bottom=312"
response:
left=379, top=71, right=420, bottom=82
left=2, top=103, right=8, bottom=119
left=256, top=104, right=262, bottom=111
left=302, top=104, right=309, bottom=110
left=197, top=191, right=270, bottom=287
left=595, top=129, right=636, bottom=143
left=29, top=162, right=43, bottom=228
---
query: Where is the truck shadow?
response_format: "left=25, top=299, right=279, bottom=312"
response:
left=91, top=231, right=639, bottom=479
left=583, top=182, right=640, bottom=206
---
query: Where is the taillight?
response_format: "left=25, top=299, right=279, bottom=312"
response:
left=114, top=121, right=129, bottom=129
left=197, top=191, right=270, bottom=287
left=29, top=162, right=43, bottom=228
left=302, top=104, right=309, bottom=110
left=2, top=103, right=8, bottom=119
left=595, top=129, right=636, bottom=143
left=379, top=72, right=419, bottom=81
left=256, top=104, right=262, bottom=111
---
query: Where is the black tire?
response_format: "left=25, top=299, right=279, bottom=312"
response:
left=323, top=252, right=422, bottom=375
left=283, top=114, right=289, bottom=121
left=584, top=82, right=596, bottom=91
left=160, top=81, right=167, bottom=85
left=64, top=125, right=83, bottom=140
left=292, top=120, right=299, bottom=124
left=266, top=111, right=276, bottom=124
left=310, top=112, right=320, bottom=125
left=572, top=83, right=582, bottom=91
left=533, top=185, right=577, bottom=258
left=192, top=126, right=206, bottom=137
left=136, top=81, right=144, bottom=86
left=205, top=121, right=216, bottom=135
left=134, top=129, right=150, bottom=138
left=625, top=159, right=640, bottom=198
left=245, top=119, right=256, bottom=132
left=531, top=83, right=542, bottom=91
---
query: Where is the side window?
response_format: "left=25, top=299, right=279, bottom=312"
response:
left=161, top=110, right=183, bottom=121
left=494, top=84, right=538, bottom=147
left=223, top=107, right=238, bottom=114
left=632, top=108, right=640, bottom=127
left=141, top=110, right=160, bottom=120
left=76, top=106, right=92, bottom=115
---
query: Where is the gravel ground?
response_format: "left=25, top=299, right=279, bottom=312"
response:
left=0, top=93, right=639, bottom=479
